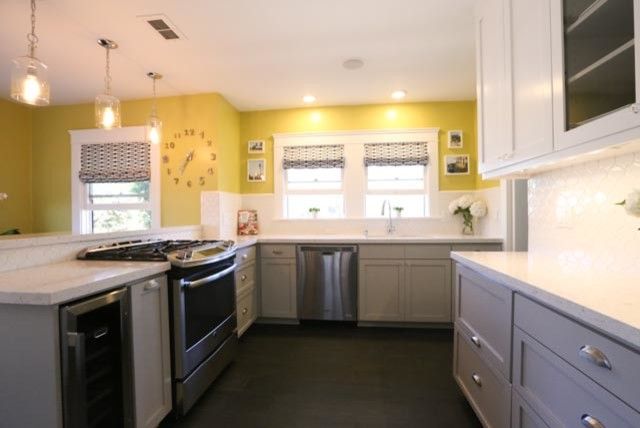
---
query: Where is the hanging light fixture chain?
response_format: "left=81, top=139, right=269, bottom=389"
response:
left=104, top=46, right=112, bottom=94
left=27, top=0, right=39, bottom=58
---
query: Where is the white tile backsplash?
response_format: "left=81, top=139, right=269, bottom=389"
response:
left=528, top=150, right=640, bottom=272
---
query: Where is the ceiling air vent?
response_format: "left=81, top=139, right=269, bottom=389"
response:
left=138, top=14, right=186, bottom=41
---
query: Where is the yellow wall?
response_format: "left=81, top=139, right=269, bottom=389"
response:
left=31, top=93, right=240, bottom=232
left=239, top=101, right=499, bottom=193
left=0, top=99, right=32, bottom=233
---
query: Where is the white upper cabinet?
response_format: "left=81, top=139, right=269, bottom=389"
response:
left=476, top=0, right=511, bottom=173
left=477, top=0, right=640, bottom=178
left=552, top=0, right=640, bottom=150
left=505, top=0, right=554, bottom=163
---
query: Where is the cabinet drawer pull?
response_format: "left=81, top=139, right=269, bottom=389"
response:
left=242, top=254, right=248, bottom=259
left=471, top=373, right=482, bottom=387
left=578, top=345, right=612, bottom=370
left=240, top=274, right=247, bottom=281
left=581, top=414, right=605, bottom=428
left=632, top=103, right=640, bottom=114
left=470, top=335, right=481, bottom=348
left=272, top=250, right=283, bottom=255
left=242, top=307, right=248, bottom=315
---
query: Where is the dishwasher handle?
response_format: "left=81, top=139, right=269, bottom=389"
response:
left=298, top=245, right=358, bottom=253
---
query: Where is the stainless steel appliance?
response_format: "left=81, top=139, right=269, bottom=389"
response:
left=296, top=245, right=358, bottom=321
left=78, top=239, right=238, bottom=417
left=60, top=288, right=134, bottom=428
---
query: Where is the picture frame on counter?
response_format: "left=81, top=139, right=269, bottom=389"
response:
left=447, top=130, right=463, bottom=149
left=247, top=159, right=266, bottom=182
left=248, top=139, right=265, bottom=153
left=444, top=154, right=470, bottom=175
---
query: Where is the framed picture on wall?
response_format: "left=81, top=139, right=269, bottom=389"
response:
left=248, top=140, right=265, bottom=153
left=447, top=130, right=463, bottom=149
left=247, top=159, right=266, bottom=182
left=444, top=154, right=470, bottom=175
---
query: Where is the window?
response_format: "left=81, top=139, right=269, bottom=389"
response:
left=282, top=145, right=345, bottom=219
left=366, top=165, right=427, bottom=217
left=87, top=182, right=152, bottom=233
left=274, top=129, right=439, bottom=220
left=70, top=127, right=160, bottom=234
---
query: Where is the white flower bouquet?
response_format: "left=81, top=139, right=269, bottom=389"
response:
left=449, top=194, right=488, bottom=235
left=617, top=189, right=640, bottom=229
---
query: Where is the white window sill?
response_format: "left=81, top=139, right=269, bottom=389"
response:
left=272, top=216, right=444, bottom=221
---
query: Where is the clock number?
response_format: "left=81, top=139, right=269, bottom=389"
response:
left=165, top=142, right=175, bottom=149
left=200, top=131, right=205, bottom=139
left=187, top=180, right=192, bottom=188
left=207, top=167, right=214, bottom=175
left=207, top=140, right=213, bottom=147
left=199, top=176, right=205, bottom=186
left=210, top=153, right=216, bottom=161
left=167, top=168, right=172, bottom=175
left=174, top=178, right=179, bottom=185
left=190, top=129, right=195, bottom=136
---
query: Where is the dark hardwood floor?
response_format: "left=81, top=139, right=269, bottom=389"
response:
left=164, top=323, right=481, bottom=428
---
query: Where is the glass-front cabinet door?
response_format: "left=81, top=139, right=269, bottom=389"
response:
left=553, top=0, right=640, bottom=149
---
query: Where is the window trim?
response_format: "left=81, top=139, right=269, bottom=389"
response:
left=273, top=128, right=440, bottom=219
left=70, top=127, right=160, bottom=234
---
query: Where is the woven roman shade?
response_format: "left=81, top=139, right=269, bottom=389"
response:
left=79, top=142, right=150, bottom=183
left=364, top=142, right=429, bottom=167
left=282, top=145, right=345, bottom=169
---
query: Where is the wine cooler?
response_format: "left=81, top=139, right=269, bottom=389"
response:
left=60, top=287, right=134, bottom=428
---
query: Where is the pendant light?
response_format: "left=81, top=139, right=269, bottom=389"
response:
left=95, top=39, right=121, bottom=129
left=146, top=72, right=163, bottom=144
left=10, top=0, right=50, bottom=106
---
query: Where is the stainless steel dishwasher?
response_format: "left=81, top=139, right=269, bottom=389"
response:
left=296, top=245, right=358, bottom=321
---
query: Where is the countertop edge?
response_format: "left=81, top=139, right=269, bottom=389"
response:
left=238, top=236, right=503, bottom=244
left=450, top=252, right=640, bottom=351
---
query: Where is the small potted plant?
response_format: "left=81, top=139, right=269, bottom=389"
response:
left=393, top=206, right=404, bottom=218
left=308, top=207, right=320, bottom=219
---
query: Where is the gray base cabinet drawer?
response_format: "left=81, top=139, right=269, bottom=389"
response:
left=235, top=263, right=256, bottom=293
left=237, top=286, right=257, bottom=337
left=513, top=327, right=640, bottom=428
left=512, top=390, right=553, bottom=428
left=236, top=245, right=256, bottom=265
left=260, top=244, right=296, bottom=258
left=404, top=244, right=451, bottom=259
left=454, top=330, right=511, bottom=428
left=359, top=244, right=404, bottom=259
left=455, top=264, right=512, bottom=379
left=514, top=294, right=640, bottom=410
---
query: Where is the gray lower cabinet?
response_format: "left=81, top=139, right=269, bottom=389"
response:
left=454, top=261, right=640, bottom=428
left=130, top=275, right=172, bottom=428
left=236, top=245, right=258, bottom=336
left=359, top=259, right=405, bottom=321
left=404, top=259, right=452, bottom=322
left=259, top=246, right=297, bottom=319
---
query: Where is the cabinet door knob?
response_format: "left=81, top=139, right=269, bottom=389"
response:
left=632, top=103, right=640, bottom=114
left=242, top=307, right=248, bottom=315
left=243, top=254, right=248, bottom=259
left=272, top=250, right=283, bottom=255
left=471, top=373, right=482, bottom=387
left=241, top=274, right=247, bottom=281
left=581, top=414, right=605, bottom=428
left=470, top=335, right=481, bottom=348
left=578, top=345, right=612, bottom=370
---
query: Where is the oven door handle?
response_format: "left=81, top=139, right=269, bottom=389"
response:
left=182, top=263, right=237, bottom=289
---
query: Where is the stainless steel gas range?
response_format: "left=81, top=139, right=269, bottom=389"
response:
left=78, top=239, right=238, bottom=416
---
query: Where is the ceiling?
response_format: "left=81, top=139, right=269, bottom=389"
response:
left=0, top=0, right=477, bottom=111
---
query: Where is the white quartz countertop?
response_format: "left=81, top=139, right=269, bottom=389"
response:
left=234, top=234, right=503, bottom=245
left=451, top=251, right=640, bottom=350
left=0, top=260, right=170, bottom=306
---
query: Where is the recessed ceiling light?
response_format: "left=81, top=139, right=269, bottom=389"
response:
left=391, top=90, right=407, bottom=100
left=343, top=58, right=364, bottom=70
left=303, top=95, right=316, bottom=104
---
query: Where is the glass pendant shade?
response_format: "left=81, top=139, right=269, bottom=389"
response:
left=146, top=114, right=162, bottom=145
left=11, top=55, right=50, bottom=106
left=95, top=93, right=121, bottom=129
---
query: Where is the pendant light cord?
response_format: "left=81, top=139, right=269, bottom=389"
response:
left=104, top=47, right=112, bottom=95
left=151, top=77, right=158, bottom=116
left=27, top=0, right=38, bottom=58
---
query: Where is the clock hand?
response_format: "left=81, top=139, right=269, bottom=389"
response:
left=179, top=149, right=195, bottom=175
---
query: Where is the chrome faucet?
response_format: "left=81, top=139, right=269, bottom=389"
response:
left=381, top=200, right=396, bottom=235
